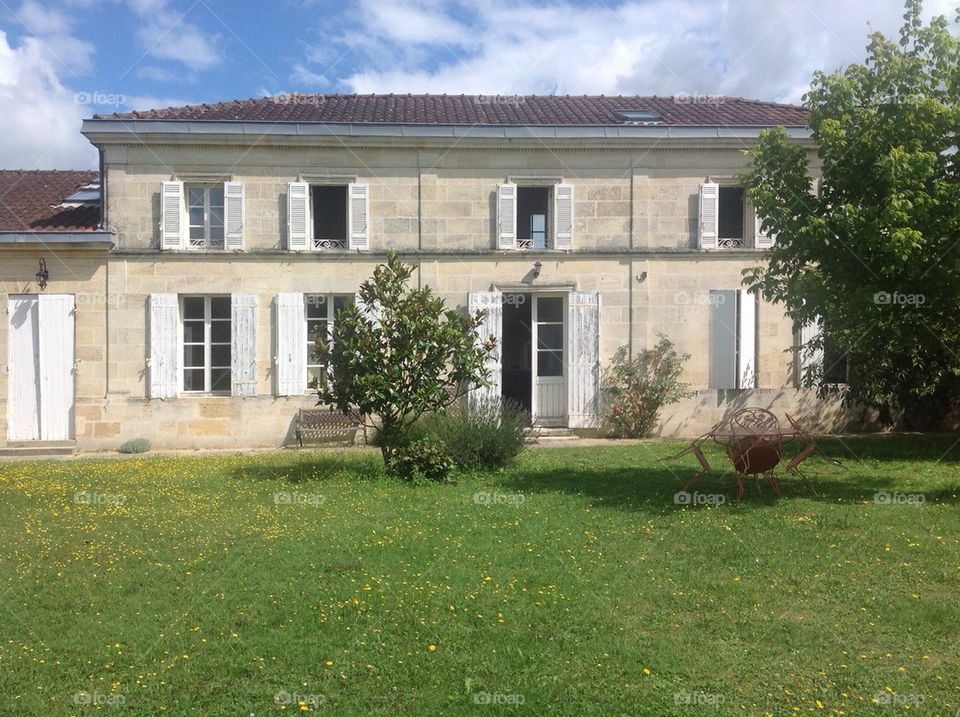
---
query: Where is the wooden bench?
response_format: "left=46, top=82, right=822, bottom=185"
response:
left=295, top=409, right=362, bottom=447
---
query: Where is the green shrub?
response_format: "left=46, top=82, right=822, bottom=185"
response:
left=386, top=436, right=454, bottom=482
left=415, top=399, right=532, bottom=471
left=118, top=438, right=151, bottom=454
left=603, top=335, right=691, bottom=438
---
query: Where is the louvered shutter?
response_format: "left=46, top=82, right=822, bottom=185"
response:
left=737, top=290, right=757, bottom=388
left=496, top=184, right=517, bottom=249
left=754, top=211, right=775, bottom=249
left=468, top=292, right=503, bottom=408
left=698, top=182, right=719, bottom=250
left=7, top=295, right=40, bottom=440
left=275, top=293, right=306, bottom=395
left=231, top=293, right=257, bottom=397
left=160, top=181, right=184, bottom=250
left=348, top=182, right=369, bottom=250
left=796, top=316, right=823, bottom=386
left=149, top=294, right=180, bottom=398
left=224, top=181, right=244, bottom=251
left=709, top=289, right=737, bottom=389
left=554, top=183, right=574, bottom=250
left=37, top=294, right=75, bottom=440
left=287, top=182, right=310, bottom=251
left=567, top=291, right=601, bottom=427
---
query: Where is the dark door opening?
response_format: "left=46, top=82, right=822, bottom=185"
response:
left=501, top=292, right=532, bottom=413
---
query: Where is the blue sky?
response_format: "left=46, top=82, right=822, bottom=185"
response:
left=0, top=0, right=956, bottom=169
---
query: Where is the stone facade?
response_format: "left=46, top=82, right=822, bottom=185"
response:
left=1, top=135, right=861, bottom=452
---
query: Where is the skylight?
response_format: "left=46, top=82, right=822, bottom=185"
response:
left=617, top=110, right=663, bottom=125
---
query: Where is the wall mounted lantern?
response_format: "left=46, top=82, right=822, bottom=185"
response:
left=36, top=258, right=49, bottom=289
left=532, top=260, right=542, bottom=279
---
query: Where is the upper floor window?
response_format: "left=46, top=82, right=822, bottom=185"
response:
left=287, top=182, right=368, bottom=251
left=497, top=182, right=573, bottom=251
left=699, top=182, right=774, bottom=250
left=717, top=187, right=745, bottom=248
left=187, top=185, right=225, bottom=249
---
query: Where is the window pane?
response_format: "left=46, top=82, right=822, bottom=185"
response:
left=210, top=368, right=231, bottom=392
left=537, top=297, right=564, bottom=323
left=307, top=366, right=325, bottom=388
left=183, top=320, right=204, bottom=343
left=538, top=324, right=563, bottom=350
left=183, top=368, right=204, bottom=391
left=305, top=295, right=327, bottom=318
left=211, top=344, right=231, bottom=367
left=209, top=186, right=224, bottom=206
left=210, top=297, right=231, bottom=319
left=183, top=344, right=205, bottom=368
left=209, top=206, right=224, bottom=228
left=209, top=320, right=229, bottom=343
left=307, top=319, right=328, bottom=342
left=187, top=187, right=204, bottom=207
left=182, top=297, right=204, bottom=319
left=209, top=226, right=224, bottom=247
left=538, top=350, right=564, bottom=377
left=189, top=207, right=205, bottom=226
left=333, top=295, right=351, bottom=316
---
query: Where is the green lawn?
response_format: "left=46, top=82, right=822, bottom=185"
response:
left=0, top=436, right=958, bottom=716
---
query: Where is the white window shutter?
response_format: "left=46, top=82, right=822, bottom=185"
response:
left=567, top=291, right=601, bottom=428
left=231, top=293, right=257, bottom=397
left=754, top=211, right=775, bottom=249
left=224, top=181, right=244, bottom=251
left=148, top=294, right=180, bottom=398
left=275, top=293, right=306, bottom=395
left=796, top=316, right=823, bottom=385
left=37, top=294, right=75, bottom=441
left=709, top=289, right=737, bottom=389
left=468, top=292, right=503, bottom=408
left=698, top=182, right=719, bottom=250
left=554, top=183, right=574, bottom=250
left=496, top=183, right=517, bottom=249
left=737, top=290, right=757, bottom=389
left=348, top=182, right=369, bottom=251
left=287, top=182, right=310, bottom=251
left=160, top=181, right=184, bottom=250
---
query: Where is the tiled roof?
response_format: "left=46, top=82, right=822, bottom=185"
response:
left=0, top=170, right=100, bottom=232
left=98, top=94, right=808, bottom=127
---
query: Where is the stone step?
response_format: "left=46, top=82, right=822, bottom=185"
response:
left=0, top=441, right=76, bottom=458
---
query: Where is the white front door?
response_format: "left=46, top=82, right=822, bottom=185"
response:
left=532, top=294, right=566, bottom=426
left=7, top=294, right=75, bottom=441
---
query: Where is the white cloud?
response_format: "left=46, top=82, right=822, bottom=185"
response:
left=124, top=0, right=220, bottom=72
left=14, top=0, right=95, bottom=74
left=122, top=94, right=192, bottom=111
left=0, top=29, right=96, bottom=168
left=313, top=0, right=960, bottom=103
left=290, top=63, right=329, bottom=87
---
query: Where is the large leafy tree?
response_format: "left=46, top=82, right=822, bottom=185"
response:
left=316, top=251, right=493, bottom=461
left=743, top=0, right=960, bottom=426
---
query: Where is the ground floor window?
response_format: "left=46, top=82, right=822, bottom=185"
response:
left=182, top=296, right=231, bottom=393
left=305, top=294, right=352, bottom=389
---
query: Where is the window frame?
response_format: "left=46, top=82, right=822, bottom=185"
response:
left=516, top=185, right=553, bottom=250
left=185, top=184, right=225, bottom=250
left=717, top=185, right=747, bottom=249
left=309, top=184, right=349, bottom=250
left=180, top=295, right=232, bottom=394
left=304, top=294, right=351, bottom=390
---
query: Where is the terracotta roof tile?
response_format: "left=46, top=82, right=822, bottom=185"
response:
left=0, top=170, right=100, bottom=232
left=97, top=94, right=808, bottom=127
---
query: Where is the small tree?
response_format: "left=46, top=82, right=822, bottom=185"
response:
left=316, top=252, right=494, bottom=464
left=603, top=335, right=691, bottom=438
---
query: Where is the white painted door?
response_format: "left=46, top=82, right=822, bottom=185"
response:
left=7, top=294, right=75, bottom=441
left=532, top=295, right=566, bottom=426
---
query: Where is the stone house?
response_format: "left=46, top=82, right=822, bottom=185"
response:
left=0, top=94, right=847, bottom=452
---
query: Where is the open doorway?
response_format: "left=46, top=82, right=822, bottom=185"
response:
left=501, top=292, right=532, bottom=413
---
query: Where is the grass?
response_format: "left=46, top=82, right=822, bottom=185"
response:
left=0, top=435, right=958, bottom=715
